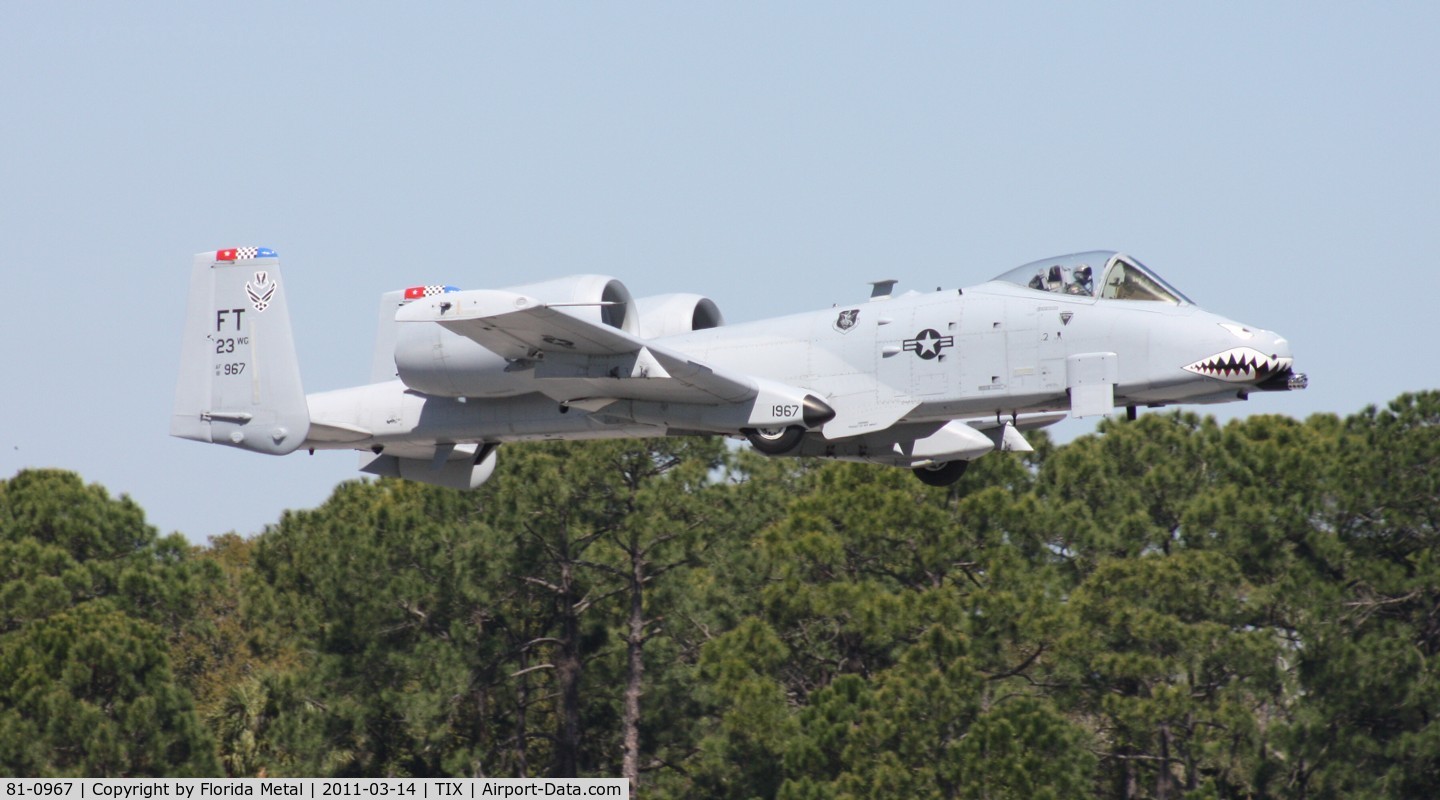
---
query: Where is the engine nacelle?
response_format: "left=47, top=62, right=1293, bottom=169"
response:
left=633, top=293, right=725, bottom=339
left=360, top=447, right=498, bottom=490
left=394, top=274, right=637, bottom=397
left=503, top=274, right=639, bottom=335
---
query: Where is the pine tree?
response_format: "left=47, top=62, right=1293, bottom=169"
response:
left=0, top=469, right=218, bottom=776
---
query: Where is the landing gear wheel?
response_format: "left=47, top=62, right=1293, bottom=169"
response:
left=742, top=425, right=806, bottom=456
left=913, top=460, right=969, bottom=486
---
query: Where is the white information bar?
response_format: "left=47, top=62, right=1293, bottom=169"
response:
left=2, top=780, right=628, bottom=800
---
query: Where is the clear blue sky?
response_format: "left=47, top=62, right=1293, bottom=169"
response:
left=2, top=3, right=1436, bottom=542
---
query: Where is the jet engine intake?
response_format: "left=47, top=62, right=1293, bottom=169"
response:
left=502, top=274, right=638, bottom=334
left=633, top=293, right=725, bottom=338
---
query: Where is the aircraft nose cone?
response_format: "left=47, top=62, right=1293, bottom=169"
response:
left=1256, top=331, right=1307, bottom=391
left=1267, top=333, right=1292, bottom=361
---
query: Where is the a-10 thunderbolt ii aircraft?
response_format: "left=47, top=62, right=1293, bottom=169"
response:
left=172, top=247, right=1306, bottom=488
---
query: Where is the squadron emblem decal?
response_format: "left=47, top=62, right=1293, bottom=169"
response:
left=903, top=328, right=954, bottom=360
left=246, top=271, right=277, bottom=313
left=834, top=308, right=860, bottom=333
left=1060, top=311, right=1074, bottom=326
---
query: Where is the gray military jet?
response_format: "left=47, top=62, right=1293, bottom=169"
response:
left=173, top=248, right=1305, bottom=488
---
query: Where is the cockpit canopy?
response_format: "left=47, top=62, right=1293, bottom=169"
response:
left=994, top=251, right=1193, bottom=305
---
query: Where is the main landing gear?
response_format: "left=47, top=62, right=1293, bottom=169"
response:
left=912, top=460, right=969, bottom=486
left=741, top=425, right=806, bottom=456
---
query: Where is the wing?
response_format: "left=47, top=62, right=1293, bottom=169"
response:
left=395, top=289, right=757, bottom=406
left=823, top=398, right=920, bottom=439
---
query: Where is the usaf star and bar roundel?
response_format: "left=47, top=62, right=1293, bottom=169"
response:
left=903, top=328, right=955, bottom=360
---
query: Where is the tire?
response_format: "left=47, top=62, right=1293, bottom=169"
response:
left=742, top=425, right=806, bottom=456
left=913, top=460, right=969, bottom=486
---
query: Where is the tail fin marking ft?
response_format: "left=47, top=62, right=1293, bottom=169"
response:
left=171, top=248, right=310, bottom=455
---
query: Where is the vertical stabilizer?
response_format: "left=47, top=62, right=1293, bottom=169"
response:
left=171, top=248, right=310, bottom=455
left=370, top=289, right=406, bottom=383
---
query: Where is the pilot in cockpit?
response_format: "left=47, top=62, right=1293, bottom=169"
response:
left=1027, top=264, right=1094, bottom=296
left=1067, top=265, right=1093, bottom=296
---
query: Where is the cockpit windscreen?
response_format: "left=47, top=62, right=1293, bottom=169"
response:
left=995, top=251, right=1192, bottom=305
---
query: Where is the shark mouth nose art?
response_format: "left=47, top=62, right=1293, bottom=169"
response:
left=1183, top=347, right=1293, bottom=383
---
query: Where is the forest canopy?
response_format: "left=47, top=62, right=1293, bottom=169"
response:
left=2, top=391, right=1438, bottom=799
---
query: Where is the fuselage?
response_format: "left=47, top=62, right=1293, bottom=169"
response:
left=304, top=252, right=1299, bottom=457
